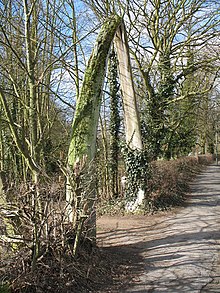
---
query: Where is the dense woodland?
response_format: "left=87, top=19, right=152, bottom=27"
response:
left=0, top=0, right=219, bottom=292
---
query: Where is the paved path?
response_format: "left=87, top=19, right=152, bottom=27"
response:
left=97, top=165, right=220, bottom=292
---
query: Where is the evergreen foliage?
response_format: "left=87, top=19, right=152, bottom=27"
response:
left=122, top=144, right=151, bottom=199
left=109, top=48, right=121, bottom=197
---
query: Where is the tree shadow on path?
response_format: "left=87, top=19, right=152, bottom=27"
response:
left=96, top=164, right=220, bottom=292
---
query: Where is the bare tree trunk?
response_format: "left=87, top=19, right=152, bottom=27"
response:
left=71, top=1, right=80, bottom=100
left=0, top=125, right=4, bottom=172
left=23, top=0, right=38, bottom=163
left=99, top=113, right=110, bottom=199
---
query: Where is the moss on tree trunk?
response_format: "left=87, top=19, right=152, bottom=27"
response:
left=68, top=15, right=122, bottom=166
left=66, top=15, right=121, bottom=240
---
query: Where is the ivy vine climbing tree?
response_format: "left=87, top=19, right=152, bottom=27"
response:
left=81, top=0, right=152, bottom=212
left=108, top=48, right=120, bottom=198
left=114, top=20, right=151, bottom=210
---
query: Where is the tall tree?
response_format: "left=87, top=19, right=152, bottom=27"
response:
left=0, top=0, right=88, bottom=265
left=128, top=0, right=219, bottom=158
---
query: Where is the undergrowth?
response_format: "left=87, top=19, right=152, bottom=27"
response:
left=145, top=156, right=208, bottom=212
left=0, top=226, right=114, bottom=293
left=0, top=155, right=214, bottom=292
left=98, top=155, right=214, bottom=215
left=0, top=180, right=111, bottom=293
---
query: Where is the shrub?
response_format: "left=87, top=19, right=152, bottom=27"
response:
left=145, top=155, right=213, bottom=212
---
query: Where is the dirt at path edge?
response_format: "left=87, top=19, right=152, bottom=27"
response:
left=96, top=165, right=220, bottom=292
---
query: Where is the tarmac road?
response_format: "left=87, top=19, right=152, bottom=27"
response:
left=97, top=164, right=220, bottom=292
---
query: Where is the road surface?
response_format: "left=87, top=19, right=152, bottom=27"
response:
left=97, top=164, right=220, bottom=292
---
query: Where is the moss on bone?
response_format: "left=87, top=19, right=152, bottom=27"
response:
left=68, top=15, right=122, bottom=167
